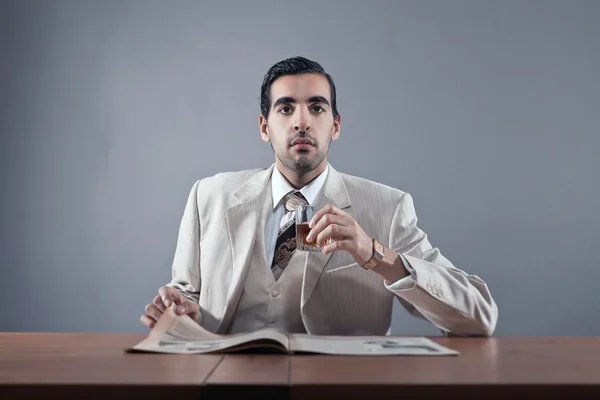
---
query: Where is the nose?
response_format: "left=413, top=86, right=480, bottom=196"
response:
left=293, top=109, right=311, bottom=132
left=293, top=122, right=311, bottom=132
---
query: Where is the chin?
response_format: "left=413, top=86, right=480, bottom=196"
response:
left=296, top=159, right=320, bottom=172
left=278, top=152, right=323, bottom=173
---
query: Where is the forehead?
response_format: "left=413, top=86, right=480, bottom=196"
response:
left=270, top=73, right=331, bottom=105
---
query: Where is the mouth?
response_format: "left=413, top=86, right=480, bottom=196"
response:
left=290, top=137, right=315, bottom=147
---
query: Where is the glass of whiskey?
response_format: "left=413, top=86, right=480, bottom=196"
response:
left=295, top=204, right=321, bottom=252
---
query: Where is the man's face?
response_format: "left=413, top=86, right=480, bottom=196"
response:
left=259, top=73, right=341, bottom=174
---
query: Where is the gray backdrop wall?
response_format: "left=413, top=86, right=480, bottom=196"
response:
left=1, top=0, right=599, bottom=335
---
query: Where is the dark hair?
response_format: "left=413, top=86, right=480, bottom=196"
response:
left=260, top=56, right=339, bottom=120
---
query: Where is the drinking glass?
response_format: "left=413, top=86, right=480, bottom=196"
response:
left=295, top=205, right=320, bottom=252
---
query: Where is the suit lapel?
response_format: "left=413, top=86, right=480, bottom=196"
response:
left=301, top=164, right=352, bottom=307
left=218, top=165, right=274, bottom=332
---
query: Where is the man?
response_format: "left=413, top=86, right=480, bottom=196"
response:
left=141, top=56, right=498, bottom=337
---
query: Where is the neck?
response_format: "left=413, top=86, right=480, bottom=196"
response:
left=276, top=158, right=328, bottom=189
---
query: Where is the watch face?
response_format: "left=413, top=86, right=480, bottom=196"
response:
left=374, top=241, right=384, bottom=258
left=362, top=239, right=384, bottom=270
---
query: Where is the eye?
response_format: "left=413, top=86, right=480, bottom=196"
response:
left=279, top=106, right=293, bottom=114
left=311, top=105, right=325, bottom=113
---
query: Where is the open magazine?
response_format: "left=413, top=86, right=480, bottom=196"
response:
left=126, top=304, right=459, bottom=356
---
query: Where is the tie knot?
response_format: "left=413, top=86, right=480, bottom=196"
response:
left=284, top=191, right=308, bottom=212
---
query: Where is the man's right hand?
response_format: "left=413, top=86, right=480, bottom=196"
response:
left=140, top=286, right=200, bottom=329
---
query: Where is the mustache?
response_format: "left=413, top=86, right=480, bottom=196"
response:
left=289, top=133, right=316, bottom=146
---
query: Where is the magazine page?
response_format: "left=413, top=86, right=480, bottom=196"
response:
left=127, top=304, right=289, bottom=354
left=289, top=334, right=459, bottom=356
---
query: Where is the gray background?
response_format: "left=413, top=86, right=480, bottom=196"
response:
left=1, top=0, right=599, bottom=336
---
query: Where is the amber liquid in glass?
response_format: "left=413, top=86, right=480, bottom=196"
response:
left=296, top=223, right=320, bottom=251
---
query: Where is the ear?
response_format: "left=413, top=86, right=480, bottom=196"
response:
left=331, top=114, right=342, bottom=141
left=258, top=114, right=270, bottom=142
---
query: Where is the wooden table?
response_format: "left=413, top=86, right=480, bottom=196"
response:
left=1, top=333, right=600, bottom=399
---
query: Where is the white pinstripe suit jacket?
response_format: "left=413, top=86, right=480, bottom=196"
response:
left=167, top=163, right=498, bottom=336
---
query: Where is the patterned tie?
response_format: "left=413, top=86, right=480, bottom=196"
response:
left=271, top=191, right=308, bottom=281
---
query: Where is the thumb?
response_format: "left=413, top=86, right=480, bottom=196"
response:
left=175, top=301, right=199, bottom=316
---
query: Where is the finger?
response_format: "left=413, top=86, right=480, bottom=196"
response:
left=309, top=204, right=344, bottom=228
left=158, top=286, right=172, bottom=307
left=144, top=303, right=163, bottom=322
left=184, top=302, right=201, bottom=322
left=321, top=239, right=351, bottom=255
left=306, top=214, right=347, bottom=242
left=316, top=224, right=350, bottom=248
left=140, top=315, right=156, bottom=329
left=158, top=286, right=182, bottom=307
left=152, top=294, right=166, bottom=312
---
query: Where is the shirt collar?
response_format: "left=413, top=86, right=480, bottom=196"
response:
left=271, top=164, right=329, bottom=210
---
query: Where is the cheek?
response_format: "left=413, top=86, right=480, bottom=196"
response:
left=269, top=135, right=288, bottom=150
left=315, top=120, right=335, bottom=138
left=315, top=117, right=334, bottom=130
left=267, top=119, right=287, bottom=136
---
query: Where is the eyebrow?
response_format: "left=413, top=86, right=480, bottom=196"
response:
left=272, top=96, right=331, bottom=109
left=308, top=96, right=330, bottom=107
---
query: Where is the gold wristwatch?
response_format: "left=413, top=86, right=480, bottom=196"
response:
left=361, top=238, right=385, bottom=270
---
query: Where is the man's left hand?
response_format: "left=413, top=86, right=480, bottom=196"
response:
left=306, top=204, right=373, bottom=265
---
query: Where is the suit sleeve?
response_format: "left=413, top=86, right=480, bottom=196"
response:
left=166, top=180, right=203, bottom=322
left=384, top=192, right=498, bottom=336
